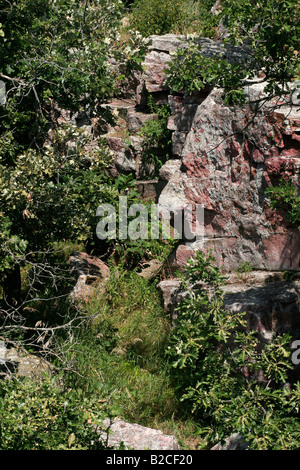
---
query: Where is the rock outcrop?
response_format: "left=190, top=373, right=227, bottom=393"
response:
left=65, top=34, right=299, bottom=272
left=139, top=34, right=299, bottom=272
left=159, top=84, right=300, bottom=271
left=158, top=273, right=300, bottom=345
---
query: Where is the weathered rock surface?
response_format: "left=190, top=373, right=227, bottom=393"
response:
left=210, top=433, right=249, bottom=450
left=63, top=34, right=299, bottom=272
left=0, top=340, right=52, bottom=379
left=68, top=252, right=110, bottom=280
left=68, top=252, right=110, bottom=300
left=225, top=279, right=300, bottom=340
left=158, top=273, right=300, bottom=343
left=135, top=179, right=167, bottom=202
left=137, top=258, right=163, bottom=279
left=98, top=97, right=161, bottom=179
left=157, top=84, right=300, bottom=271
left=99, top=418, right=181, bottom=450
left=127, top=110, right=158, bottom=134
left=113, top=34, right=299, bottom=273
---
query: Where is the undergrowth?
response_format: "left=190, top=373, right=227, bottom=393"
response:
left=63, top=268, right=201, bottom=449
left=129, top=0, right=219, bottom=38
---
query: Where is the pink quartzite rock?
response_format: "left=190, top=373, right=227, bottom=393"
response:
left=158, top=84, right=300, bottom=271
left=68, top=252, right=110, bottom=279
left=67, top=252, right=110, bottom=301
left=143, top=50, right=170, bottom=93
left=105, top=35, right=299, bottom=272
left=158, top=275, right=300, bottom=346
left=99, top=418, right=181, bottom=450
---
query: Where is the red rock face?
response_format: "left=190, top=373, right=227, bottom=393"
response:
left=103, top=34, right=299, bottom=272
left=158, top=87, right=300, bottom=271
left=262, top=231, right=300, bottom=270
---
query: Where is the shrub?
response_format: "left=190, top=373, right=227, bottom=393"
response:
left=95, top=172, right=177, bottom=269
left=139, top=96, right=172, bottom=177
left=167, top=250, right=300, bottom=449
left=129, top=0, right=218, bottom=38
left=165, top=0, right=300, bottom=104
left=129, top=0, right=186, bottom=37
left=165, top=40, right=249, bottom=104
left=0, top=374, right=113, bottom=450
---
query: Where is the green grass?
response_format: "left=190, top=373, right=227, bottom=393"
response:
left=63, top=267, right=203, bottom=449
left=128, top=0, right=219, bottom=38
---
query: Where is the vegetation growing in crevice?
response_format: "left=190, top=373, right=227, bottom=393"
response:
left=266, top=179, right=300, bottom=231
left=139, top=96, right=173, bottom=177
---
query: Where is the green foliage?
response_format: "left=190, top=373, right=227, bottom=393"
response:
left=0, top=0, right=124, bottom=161
left=63, top=269, right=181, bottom=428
left=94, top=172, right=177, bottom=269
left=266, top=179, right=300, bottom=230
left=0, top=374, right=113, bottom=450
left=0, top=125, right=120, bottom=309
left=129, top=0, right=186, bottom=37
left=91, top=268, right=172, bottom=366
left=0, top=126, right=115, bottom=252
left=113, top=233, right=176, bottom=270
left=129, top=0, right=218, bottom=38
left=0, top=0, right=139, bottom=302
left=178, top=250, right=227, bottom=289
left=165, top=0, right=300, bottom=104
left=191, top=0, right=220, bottom=38
left=236, top=261, right=254, bottom=282
left=0, top=121, right=175, bottom=339
left=167, top=250, right=300, bottom=449
left=139, top=96, right=172, bottom=176
left=0, top=0, right=190, bottom=450
left=113, top=29, right=151, bottom=79
left=237, top=261, right=253, bottom=274
left=0, top=269, right=195, bottom=449
left=2, top=0, right=299, bottom=452
left=166, top=41, right=248, bottom=104
left=0, top=216, right=27, bottom=275
left=283, top=270, right=296, bottom=282
left=221, top=0, right=300, bottom=91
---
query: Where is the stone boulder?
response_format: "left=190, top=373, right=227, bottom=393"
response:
left=210, top=433, right=249, bottom=450
left=68, top=252, right=110, bottom=279
left=99, top=418, right=181, bottom=450
left=137, top=259, right=163, bottom=279
left=224, top=278, right=300, bottom=341
left=0, top=340, right=52, bottom=379
left=67, top=252, right=110, bottom=301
